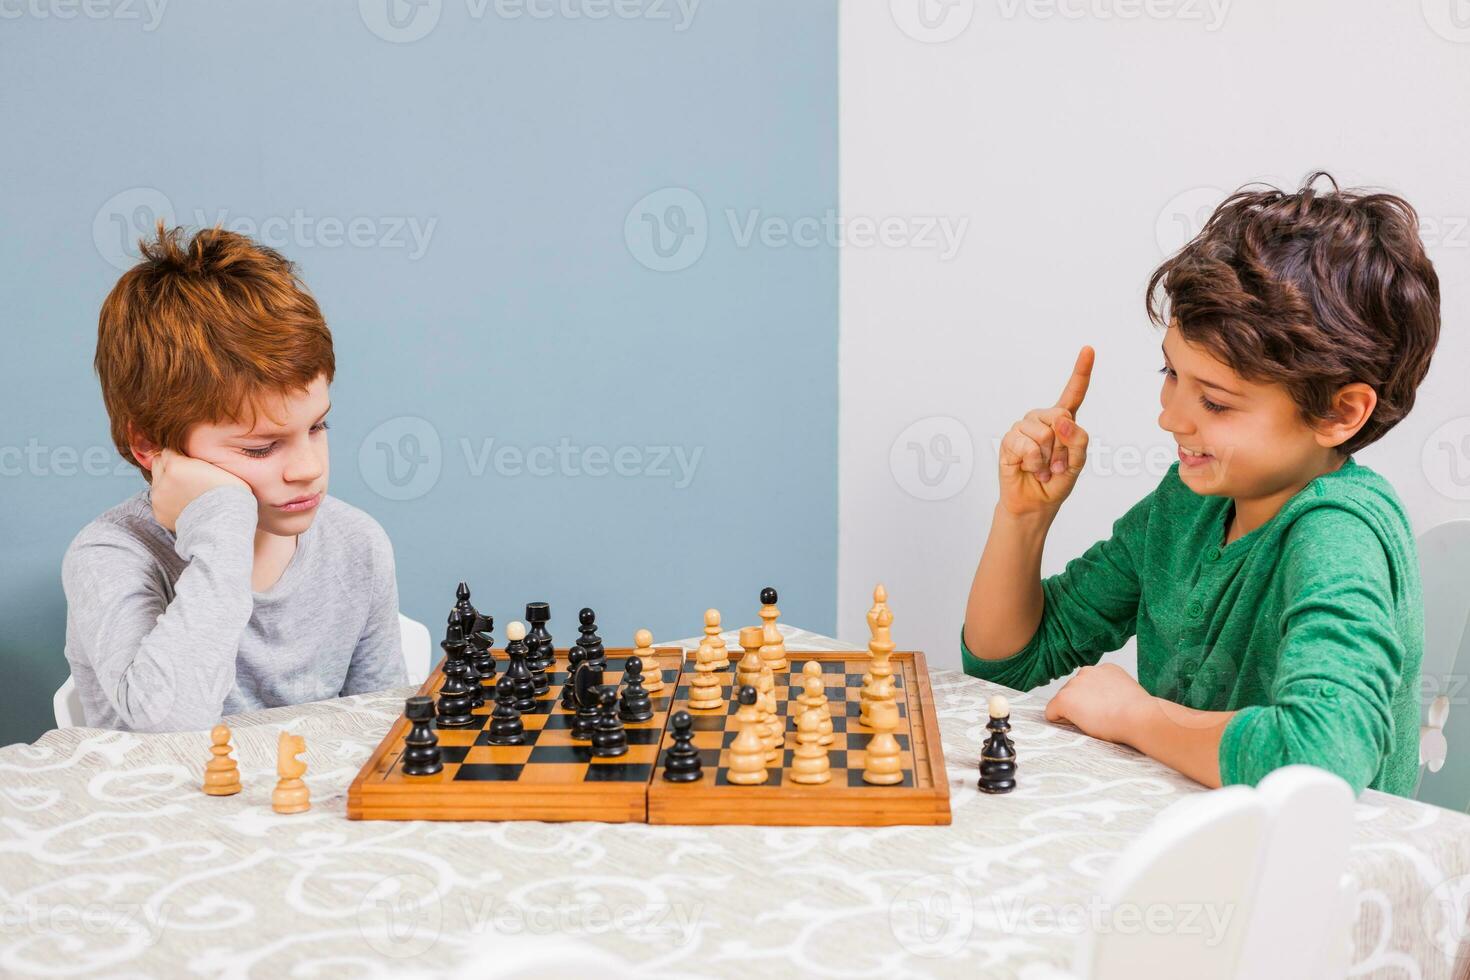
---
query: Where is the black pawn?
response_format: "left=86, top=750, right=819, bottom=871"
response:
left=401, top=696, right=443, bottom=776
left=488, top=676, right=526, bottom=746
left=436, top=610, right=476, bottom=728
left=591, top=687, right=628, bottom=758
left=978, top=708, right=1017, bottom=794
left=503, top=626, right=537, bottom=711
left=571, top=663, right=602, bottom=742
left=661, top=710, right=703, bottom=782
left=618, top=656, right=654, bottom=723
left=577, top=607, right=606, bottom=670
left=560, top=641, right=586, bottom=711
left=469, top=612, right=497, bottom=682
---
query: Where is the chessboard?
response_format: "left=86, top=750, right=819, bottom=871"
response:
left=347, top=647, right=951, bottom=827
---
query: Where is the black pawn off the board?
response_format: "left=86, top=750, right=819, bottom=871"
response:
left=436, top=610, right=476, bottom=728
left=591, top=686, right=629, bottom=758
left=571, top=662, right=602, bottom=742
left=401, top=696, right=443, bottom=776
left=618, top=656, right=654, bottom=723
left=661, top=710, right=703, bottom=782
left=577, top=607, right=606, bottom=670
left=502, top=622, right=538, bottom=712
left=488, top=676, right=527, bottom=746
left=978, top=695, right=1017, bottom=794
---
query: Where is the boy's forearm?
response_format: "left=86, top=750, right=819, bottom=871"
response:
left=963, top=505, right=1052, bottom=660
left=1125, top=696, right=1233, bottom=789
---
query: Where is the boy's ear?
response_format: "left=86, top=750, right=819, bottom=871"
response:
left=126, top=422, right=161, bottom=472
left=1315, top=383, right=1378, bottom=450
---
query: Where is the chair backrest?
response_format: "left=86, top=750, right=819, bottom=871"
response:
left=1416, top=519, right=1470, bottom=811
left=1077, top=765, right=1356, bottom=980
left=52, top=611, right=435, bottom=729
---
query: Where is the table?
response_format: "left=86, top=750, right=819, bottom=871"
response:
left=3, top=626, right=1468, bottom=979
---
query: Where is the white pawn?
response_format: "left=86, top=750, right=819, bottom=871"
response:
left=757, top=665, right=781, bottom=763
left=862, top=700, right=903, bottom=786
left=634, top=629, right=663, bottom=694
left=798, top=670, right=834, bottom=747
left=688, top=638, right=724, bottom=710
left=789, top=709, right=831, bottom=785
left=759, top=622, right=789, bottom=673
left=703, top=609, right=729, bottom=670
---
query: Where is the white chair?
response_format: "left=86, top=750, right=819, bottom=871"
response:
left=53, top=612, right=433, bottom=729
left=1076, top=765, right=1356, bottom=980
left=1415, top=519, right=1470, bottom=812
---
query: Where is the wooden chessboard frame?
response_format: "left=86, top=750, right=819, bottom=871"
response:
left=346, top=647, right=951, bottom=827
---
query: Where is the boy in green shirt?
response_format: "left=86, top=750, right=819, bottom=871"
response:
left=962, top=174, right=1441, bottom=797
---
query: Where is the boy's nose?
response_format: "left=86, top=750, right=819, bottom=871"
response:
left=283, top=444, right=325, bottom=484
left=1157, top=399, right=1193, bottom=436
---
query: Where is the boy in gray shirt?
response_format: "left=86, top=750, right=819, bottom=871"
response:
left=62, top=224, right=407, bottom=733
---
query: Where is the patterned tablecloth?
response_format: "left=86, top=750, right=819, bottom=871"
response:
left=3, top=625, right=1468, bottom=979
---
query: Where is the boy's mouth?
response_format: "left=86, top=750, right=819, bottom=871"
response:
left=1177, top=446, right=1214, bottom=467
left=275, top=491, right=322, bottom=512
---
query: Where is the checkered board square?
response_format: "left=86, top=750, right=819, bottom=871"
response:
left=347, top=649, right=951, bottom=826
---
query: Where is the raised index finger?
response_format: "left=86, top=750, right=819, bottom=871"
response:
left=1056, top=345, right=1095, bottom=416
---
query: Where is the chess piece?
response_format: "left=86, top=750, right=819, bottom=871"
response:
left=591, top=687, right=629, bottom=758
left=561, top=637, right=586, bottom=710
left=454, top=582, right=478, bottom=638
left=202, top=724, right=242, bottom=796
left=524, top=602, right=552, bottom=696
left=634, top=629, right=664, bottom=694
left=702, top=609, right=730, bottom=670
left=577, top=607, right=606, bottom=670
left=402, top=696, right=444, bottom=775
left=798, top=672, right=835, bottom=747
left=687, top=638, right=725, bottom=711
left=469, top=611, right=497, bottom=683
left=757, top=587, right=788, bottom=670
left=436, top=610, right=477, bottom=727
left=726, top=686, right=769, bottom=785
left=756, top=665, right=781, bottom=763
left=861, top=607, right=896, bottom=727
left=271, top=731, right=310, bottom=813
left=661, top=710, right=703, bottom=782
left=864, top=674, right=897, bottom=733
left=619, top=656, right=655, bottom=722
left=862, top=700, right=904, bottom=786
left=488, top=676, right=527, bottom=745
left=736, top=626, right=764, bottom=688
left=861, top=583, right=890, bottom=691
left=452, top=589, right=486, bottom=710
left=502, top=621, right=537, bottom=711
left=978, top=695, right=1017, bottom=794
left=570, top=662, right=602, bottom=741
left=759, top=622, right=789, bottom=673
left=789, top=709, right=832, bottom=785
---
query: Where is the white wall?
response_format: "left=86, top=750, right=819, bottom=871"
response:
left=838, top=0, right=1470, bottom=694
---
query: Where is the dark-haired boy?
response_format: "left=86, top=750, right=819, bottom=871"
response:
left=963, top=175, right=1439, bottom=797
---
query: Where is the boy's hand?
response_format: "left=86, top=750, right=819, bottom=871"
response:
left=1043, top=663, right=1152, bottom=746
left=148, top=448, right=250, bottom=533
left=998, top=346, right=1094, bottom=518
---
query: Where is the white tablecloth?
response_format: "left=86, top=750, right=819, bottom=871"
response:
left=2, top=625, right=1467, bottom=979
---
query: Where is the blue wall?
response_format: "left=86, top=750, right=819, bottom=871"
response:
left=0, top=0, right=838, bottom=745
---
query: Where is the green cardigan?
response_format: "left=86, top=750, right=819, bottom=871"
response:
left=963, top=459, right=1423, bottom=797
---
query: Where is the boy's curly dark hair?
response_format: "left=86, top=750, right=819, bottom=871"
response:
left=1146, top=172, right=1440, bottom=454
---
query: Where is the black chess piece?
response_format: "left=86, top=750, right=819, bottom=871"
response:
left=618, top=656, right=654, bottom=723
left=661, top=710, right=703, bottom=782
left=560, top=641, right=586, bottom=711
left=469, top=612, right=497, bottom=682
left=576, top=607, right=606, bottom=670
left=503, top=625, right=537, bottom=711
left=760, top=586, right=778, bottom=606
left=524, top=602, right=553, bottom=696
left=436, top=610, right=476, bottom=728
left=488, top=676, right=527, bottom=746
left=591, top=686, right=628, bottom=758
left=978, top=708, right=1017, bottom=794
left=454, top=582, right=477, bottom=635
left=401, top=695, right=443, bottom=776
left=570, top=663, right=602, bottom=741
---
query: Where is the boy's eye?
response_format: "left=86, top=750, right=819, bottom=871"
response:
left=312, top=420, right=330, bottom=434
left=1158, top=364, right=1176, bottom=379
left=1199, top=396, right=1228, bottom=414
left=241, top=443, right=276, bottom=459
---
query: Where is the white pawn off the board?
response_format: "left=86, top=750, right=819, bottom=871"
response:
left=203, top=724, right=242, bottom=797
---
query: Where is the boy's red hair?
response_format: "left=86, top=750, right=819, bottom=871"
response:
left=96, top=224, right=335, bottom=481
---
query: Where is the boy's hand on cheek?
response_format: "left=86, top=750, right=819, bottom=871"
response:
left=1043, top=663, right=1153, bottom=746
left=149, top=448, right=251, bottom=533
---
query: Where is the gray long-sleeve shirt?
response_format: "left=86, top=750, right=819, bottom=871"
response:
left=61, top=485, right=408, bottom=732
